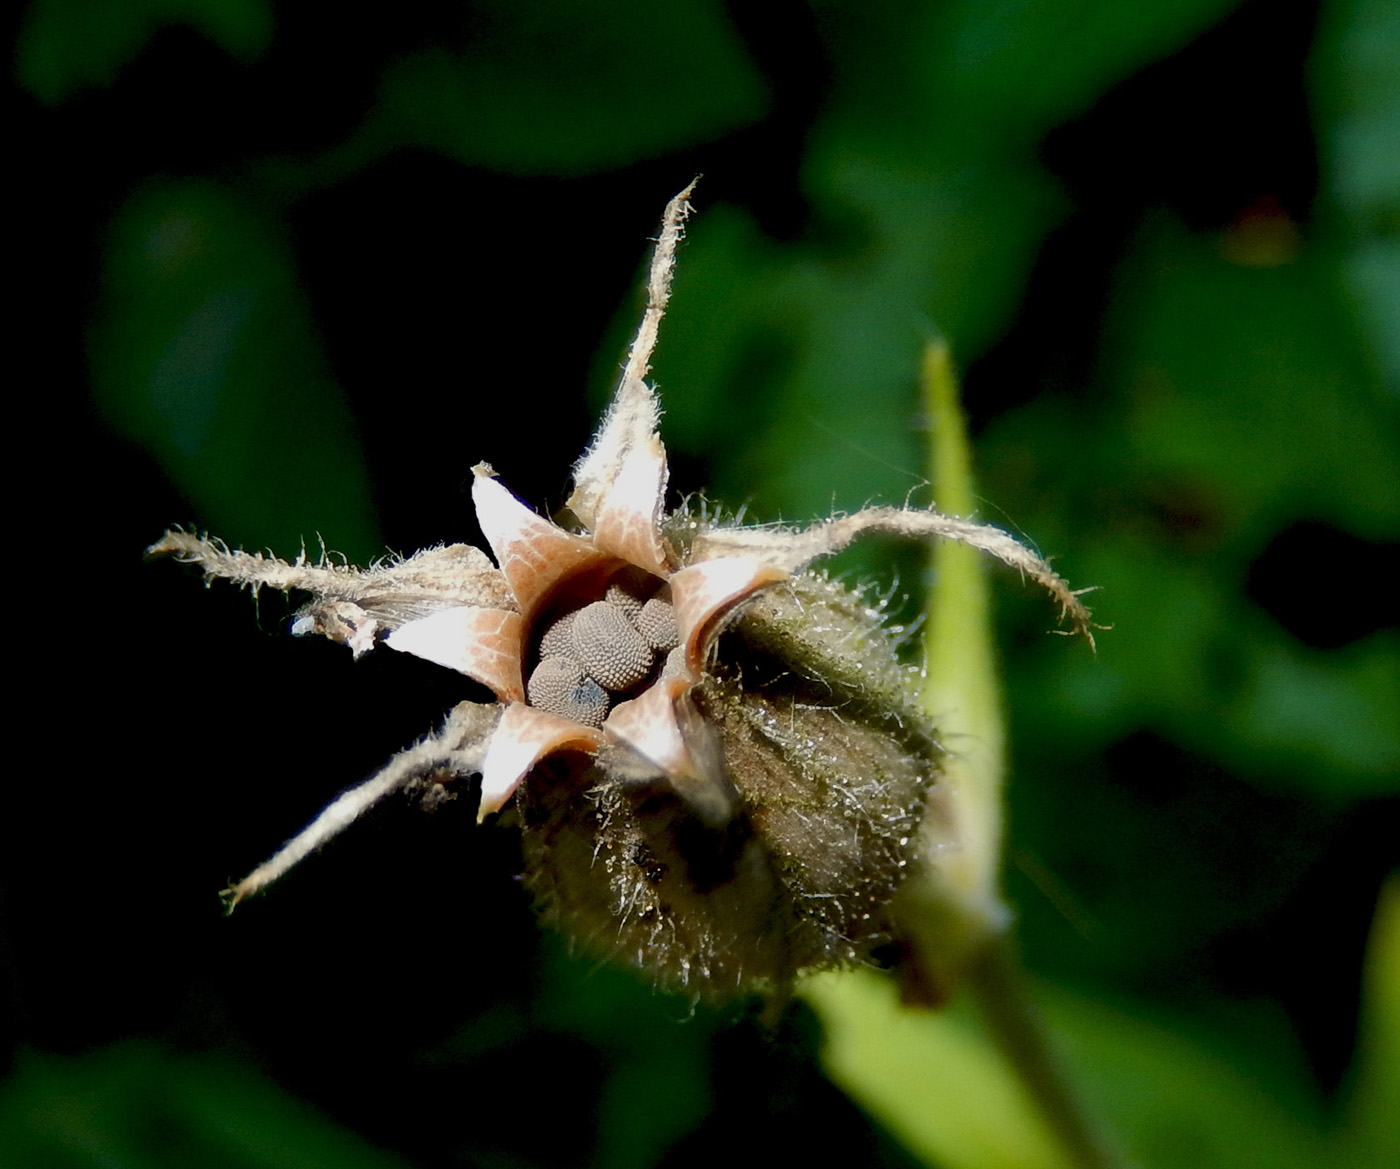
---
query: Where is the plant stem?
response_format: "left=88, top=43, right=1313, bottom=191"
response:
left=965, top=933, right=1130, bottom=1169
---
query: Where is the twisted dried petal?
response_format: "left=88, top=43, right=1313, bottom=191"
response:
left=385, top=606, right=526, bottom=702
left=472, top=466, right=608, bottom=619
left=668, top=556, right=789, bottom=678
left=478, top=703, right=604, bottom=821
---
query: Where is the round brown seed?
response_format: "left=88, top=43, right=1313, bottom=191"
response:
left=535, top=609, right=578, bottom=661
left=571, top=600, right=654, bottom=690
left=604, top=571, right=650, bottom=624
left=526, top=655, right=610, bottom=727
left=635, top=597, right=679, bottom=652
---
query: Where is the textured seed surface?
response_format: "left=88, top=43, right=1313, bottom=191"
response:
left=571, top=601, right=653, bottom=690
left=635, top=597, right=679, bottom=651
left=527, top=656, right=610, bottom=727
left=604, top=572, right=649, bottom=623
left=536, top=609, right=578, bottom=661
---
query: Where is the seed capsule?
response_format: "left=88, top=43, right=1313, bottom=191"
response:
left=518, top=571, right=940, bottom=999
left=604, top=569, right=652, bottom=623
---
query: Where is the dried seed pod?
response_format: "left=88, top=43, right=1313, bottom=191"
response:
left=518, top=572, right=937, bottom=998
left=659, top=644, right=690, bottom=681
left=152, top=182, right=1094, bottom=1002
left=604, top=568, right=653, bottom=623
left=535, top=608, right=578, bottom=662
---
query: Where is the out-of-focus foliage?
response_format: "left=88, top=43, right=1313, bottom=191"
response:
left=359, top=0, right=769, bottom=176
left=9, top=1, right=1397, bottom=1168
left=1312, top=0, right=1400, bottom=387
left=0, top=1042, right=412, bottom=1169
left=18, top=0, right=273, bottom=105
left=91, top=180, right=379, bottom=557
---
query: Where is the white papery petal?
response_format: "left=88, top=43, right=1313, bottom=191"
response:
left=478, top=703, right=603, bottom=821
left=386, top=606, right=525, bottom=702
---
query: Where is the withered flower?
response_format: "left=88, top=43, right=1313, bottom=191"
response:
left=152, top=183, right=1092, bottom=1000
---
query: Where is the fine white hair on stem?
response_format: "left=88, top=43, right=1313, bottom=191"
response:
left=691, top=507, right=1099, bottom=648
left=222, top=702, right=500, bottom=907
left=569, top=179, right=698, bottom=528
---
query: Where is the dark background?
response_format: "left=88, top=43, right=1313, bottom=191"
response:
left=7, top=1, right=1397, bottom=1166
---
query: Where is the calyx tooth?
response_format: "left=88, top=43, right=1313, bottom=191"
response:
left=668, top=556, right=787, bottom=676
left=472, top=467, right=606, bottom=618
left=385, top=606, right=525, bottom=702
left=478, top=703, right=603, bottom=821
left=591, top=437, right=672, bottom=577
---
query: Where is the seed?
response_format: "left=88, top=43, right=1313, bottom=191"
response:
left=536, top=609, right=578, bottom=661
left=526, top=655, right=610, bottom=727
left=604, top=568, right=653, bottom=623
left=635, top=596, right=679, bottom=652
left=571, top=600, right=653, bottom=690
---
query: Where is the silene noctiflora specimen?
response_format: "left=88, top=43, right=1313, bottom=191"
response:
left=152, top=184, right=1093, bottom=1002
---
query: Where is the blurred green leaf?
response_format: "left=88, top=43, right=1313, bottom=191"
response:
left=1335, top=875, right=1400, bottom=1168
left=807, top=970, right=1078, bottom=1169
left=650, top=158, right=1065, bottom=523
left=1103, top=216, right=1399, bottom=534
left=810, top=0, right=1242, bottom=150
left=810, top=965, right=1328, bottom=1169
left=92, top=180, right=379, bottom=560
left=1223, top=629, right=1400, bottom=787
left=1311, top=0, right=1400, bottom=391
left=919, top=0, right=1242, bottom=142
left=535, top=944, right=715, bottom=1169
left=0, top=1043, right=410, bottom=1169
left=362, top=0, right=767, bottom=176
left=650, top=3, right=1257, bottom=526
left=1045, top=988, right=1325, bottom=1169
left=984, top=213, right=1400, bottom=794
left=17, top=0, right=273, bottom=105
